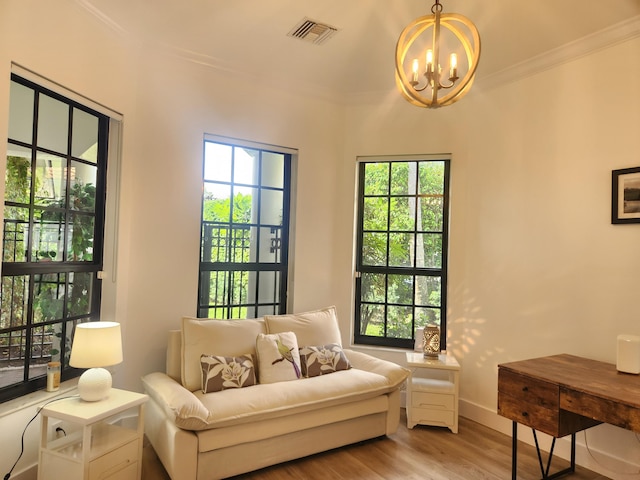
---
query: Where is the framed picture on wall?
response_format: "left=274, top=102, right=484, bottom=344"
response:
left=612, top=167, right=640, bottom=224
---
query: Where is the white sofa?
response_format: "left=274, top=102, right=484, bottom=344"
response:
left=141, top=306, right=409, bottom=480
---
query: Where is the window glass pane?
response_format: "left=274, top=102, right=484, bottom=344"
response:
left=1, top=275, right=29, bottom=328
left=390, top=162, right=413, bottom=195
left=71, top=108, right=99, bottom=163
left=364, top=163, right=389, bottom=195
left=362, top=232, right=387, bottom=266
left=67, top=213, right=95, bottom=261
left=415, top=307, right=440, bottom=328
left=68, top=272, right=93, bottom=316
left=3, top=206, right=29, bottom=262
left=258, top=271, right=279, bottom=304
left=204, top=142, right=232, bottom=182
left=387, top=274, right=413, bottom=305
left=234, top=148, right=258, bottom=186
left=415, top=276, right=441, bottom=307
left=8, top=81, right=34, bottom=143
left=262, top=152, right=284, bottom=189
left=419, top=161, right=445, bottom=195
left=34, top=153, right=66, bottom=208
left=233, top=186, right=256, bottom=224
left=28, top=325, right=49, bottom=379
left=419, top=233, right=443, bottom=268
left=419, top=195, right=444, bottom=231
left=361, top=273, right=385, bottom=303
left=32, top=209, right=64, bottom=262
left=5, top=146, right=32, bottom=203
left=230, top=226, right=251, bottom=263
left=33, top=273, right=65, bottom=323
left=387, top=305, right=413, bottom=338
left=389, top=232, right=413, bottom=267
left=258, top=227, right=281, bottom=263
left=363, top=197, right=388, bottom=231
left=70, top=161, right=97, bottom=212
left=37, top=94, right=69, bottom=154
left=202, top=271, right=228, bottom=310
left=389, top=197, right=415, bottom=231
left=257, top=305, right=278, bottom=317
left=203, top=183, right=231, bottom=222
left=359, top=304, right=385, bottom=336
left=260, top=189, right=283, bottom=226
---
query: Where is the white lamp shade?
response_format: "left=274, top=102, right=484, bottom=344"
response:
left=70, top=321, right=123, bottom=368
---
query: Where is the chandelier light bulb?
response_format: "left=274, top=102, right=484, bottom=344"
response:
left=395, top=0, right=481, bottom=108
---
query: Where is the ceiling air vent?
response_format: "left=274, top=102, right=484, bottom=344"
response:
left=287, top=18, right=338, bottom=45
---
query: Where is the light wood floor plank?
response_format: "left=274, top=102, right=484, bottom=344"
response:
left=142, top=412, right=610, bottom=480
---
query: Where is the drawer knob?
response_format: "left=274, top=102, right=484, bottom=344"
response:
left=522, top=386, right=529, bottom=392
left=522, top=411, right=529, bottom=417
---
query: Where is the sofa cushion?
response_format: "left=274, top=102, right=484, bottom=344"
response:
left=256, top=332, right=302, bottom=383
left=200, top=354, right=256, bottom=393
left=181, top=317, right=266, bottom=391
left=265, top=306, right=342, bottom=347
left=299, top=344, right=351, bottom=377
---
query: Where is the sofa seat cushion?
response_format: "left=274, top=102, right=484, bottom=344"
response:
left=182, top=363, right=402, bottom=431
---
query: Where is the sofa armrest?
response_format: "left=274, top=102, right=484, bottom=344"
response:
left=142, top=372, right=212, bottom=430
left=342, top=349, right=409, bottom=389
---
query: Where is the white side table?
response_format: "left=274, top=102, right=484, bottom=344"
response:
left=406, top=352, right=460, bottom=433
left=38, top=388, right=148, bottom=480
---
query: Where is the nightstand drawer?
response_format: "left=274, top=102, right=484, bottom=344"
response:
left=89, top=439, right=138, bottom=480
left=412, top=407, right=455, bottom=427
left=412, top=391, right=455, bottom=411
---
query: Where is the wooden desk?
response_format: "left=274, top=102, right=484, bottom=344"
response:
left=498, top=354, right=640, bottom=479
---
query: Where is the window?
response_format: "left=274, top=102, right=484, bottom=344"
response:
left=354, top=157, right=450, bottom=349
left=198, top=136, right=294, bottom=319
left=1, top=74, right=109, bottom=402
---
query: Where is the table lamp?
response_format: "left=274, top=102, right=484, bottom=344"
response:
left=70, top=321, right=123, bottom=401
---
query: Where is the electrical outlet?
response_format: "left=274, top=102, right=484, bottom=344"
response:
left=48, top=420, right=63, bottom=441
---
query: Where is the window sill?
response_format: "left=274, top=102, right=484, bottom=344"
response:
left=0, top=378, right=78, bottom=418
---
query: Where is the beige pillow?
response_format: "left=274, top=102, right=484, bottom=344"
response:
left=181, top=317, right=266, bottom=391
left=255, top=332, right=301, bottom=384
left=200, top=354, right=256, bottom=393
left=298, top=344, right=351, bottom=378
left=264, top=306, right=342, bottom=347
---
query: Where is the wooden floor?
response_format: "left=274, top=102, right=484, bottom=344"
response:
left=142, top=412, right=609, bottom=480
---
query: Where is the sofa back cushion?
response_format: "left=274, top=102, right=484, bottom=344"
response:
left=181, top=317, right=266, bottom=391
left=264, top=306, right=342, bottom=348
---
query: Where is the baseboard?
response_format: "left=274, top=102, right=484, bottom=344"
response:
left=459, top=398, right=640, bottom=480
left=8, top=464, right=36, bottom=480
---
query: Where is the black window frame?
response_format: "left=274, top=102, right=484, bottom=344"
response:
left=1, top=74, right=109, bottom=403
left=197, top=137, right=292, bottom=319
left=354, top=157, right=450, bottom=350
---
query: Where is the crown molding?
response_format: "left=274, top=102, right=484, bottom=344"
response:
left=476, top=15, right=640, bottom=92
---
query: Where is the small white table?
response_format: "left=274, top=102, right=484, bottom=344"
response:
left=38, top=388, right=148, bottom=480
left=406, top=352, right=460, bottom=433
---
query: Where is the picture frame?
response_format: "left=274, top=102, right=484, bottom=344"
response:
left=612, top=167, right=640, bottom=224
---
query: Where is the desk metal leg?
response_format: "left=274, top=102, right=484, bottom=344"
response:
left=512, top=421, right=518, bottom=480
left=511, top=423, right=577, bottom=480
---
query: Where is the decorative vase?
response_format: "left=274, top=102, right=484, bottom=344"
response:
left=423, top=325, right=441, bottom=358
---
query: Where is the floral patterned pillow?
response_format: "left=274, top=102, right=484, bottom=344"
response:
left=200, top=353, right=256, bottom=393
left=298, top=344, right=351, bottom=378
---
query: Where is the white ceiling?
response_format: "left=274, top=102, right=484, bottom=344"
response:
left=78, top=0, right=640, bottom=100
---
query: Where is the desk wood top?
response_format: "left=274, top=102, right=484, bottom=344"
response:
left=499, top=354, right=640, bottom=412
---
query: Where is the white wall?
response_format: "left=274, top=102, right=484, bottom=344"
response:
left=339, top=36, right=640, bottom=479
left=1, top=1, right=640, bottom=479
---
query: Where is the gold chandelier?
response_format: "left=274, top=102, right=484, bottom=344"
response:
left=395, top=0, right=481, bottom=108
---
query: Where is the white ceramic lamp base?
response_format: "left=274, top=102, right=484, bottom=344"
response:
left=77, top=367, right=112, bottom=401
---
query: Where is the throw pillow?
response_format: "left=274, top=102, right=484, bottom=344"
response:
left=299, top=344, right=351, bottom=377
left=181, top=317, right=266, bottom=391
left=200, top=354, right=256, bottom=393
left=264, top=306, right=342, bottom=348
left=255, top=332, right=302, bottom=384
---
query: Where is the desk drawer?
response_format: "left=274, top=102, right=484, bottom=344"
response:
left=498, top=368, right=561, bottom=436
